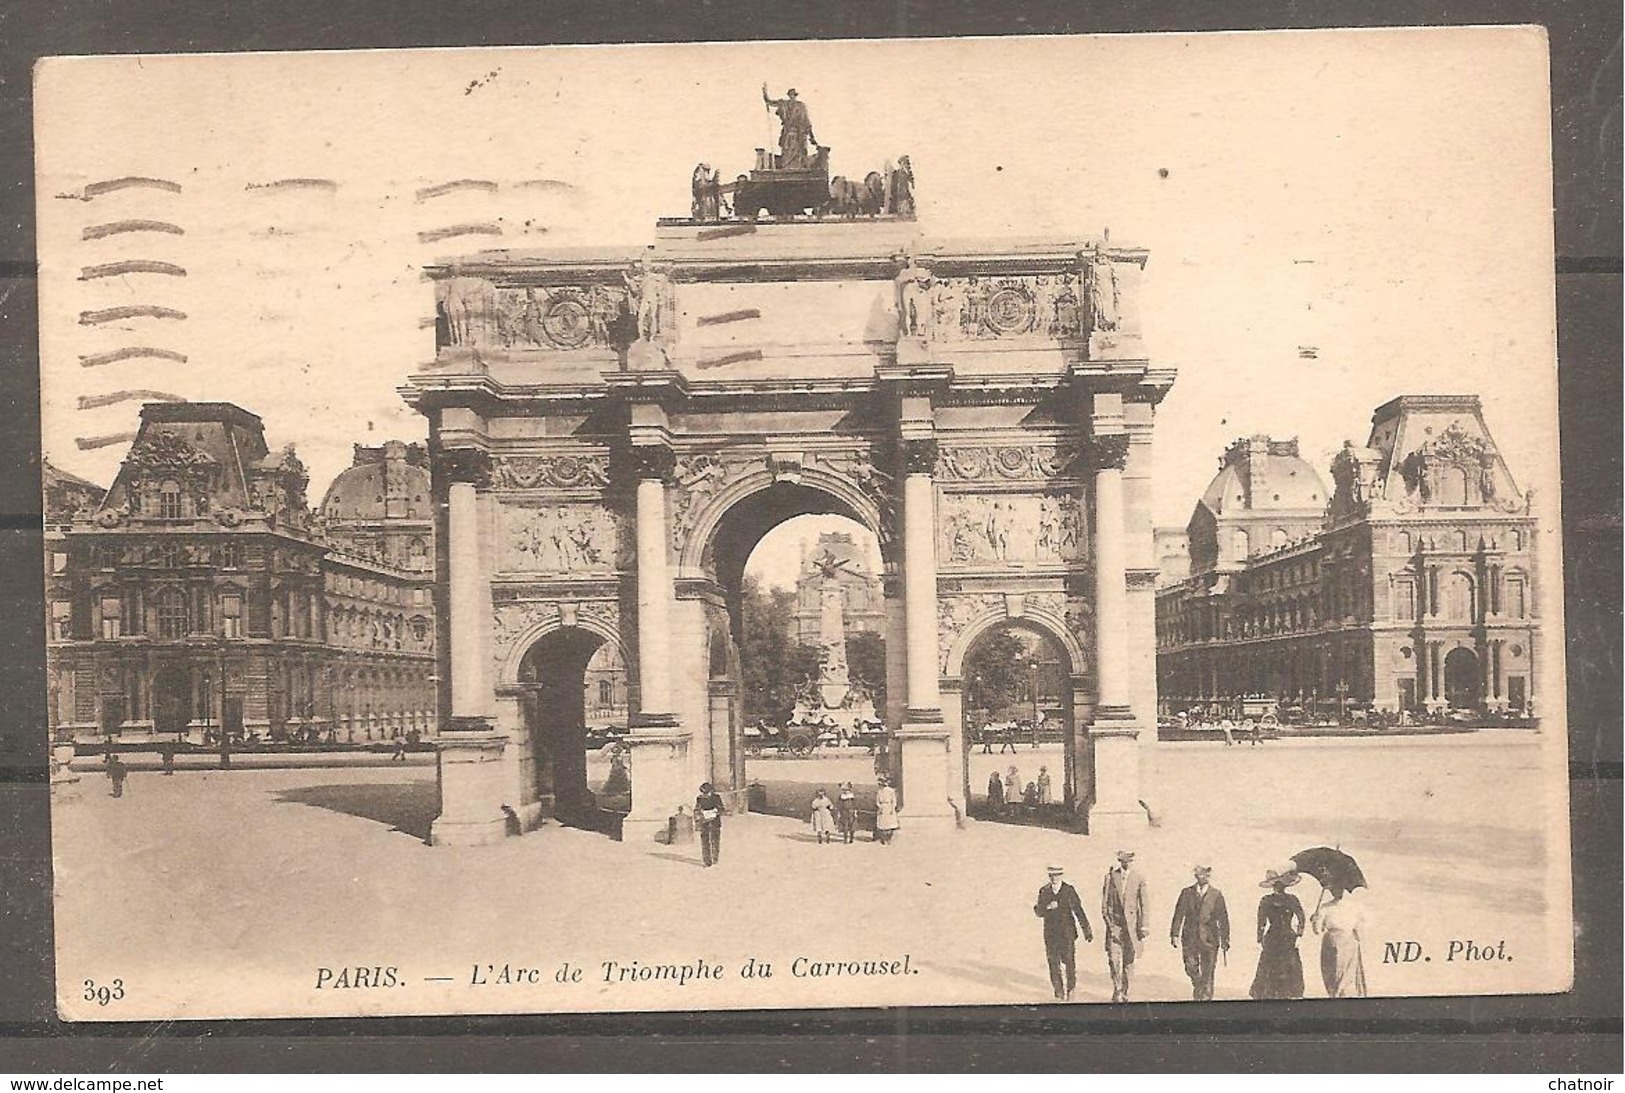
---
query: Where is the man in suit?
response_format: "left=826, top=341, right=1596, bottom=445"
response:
left=1034, top=865, right=1093, bottom=1001
left=1170, top=863, right=1231, bottom=1001
left=695, top=782, right=726, bottom=867
left=1100, top=849, right=1149, bottom=1002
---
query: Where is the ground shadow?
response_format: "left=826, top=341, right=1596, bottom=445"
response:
left=273, top=782, right=438, bottom=842
left=968, top=800, right=1087, bottom=833
left=649, top=851, right=707, bottom=868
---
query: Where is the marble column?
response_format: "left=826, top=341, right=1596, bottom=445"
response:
left=1082, top=428, right=1145, bottom=830
left=430, top=448, right=510, bottom=847
left=894, top=436, right=955, bottom=824
left=622, top=445, right=691, bottom=842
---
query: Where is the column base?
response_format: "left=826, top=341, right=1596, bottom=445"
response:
left=1085, top=715, right=1147, bottom=833
left=428, top=727, right=512, bottom=848
left=895, top=718, right=957, bottom=822
left=622, top=719, right=692, bottom=842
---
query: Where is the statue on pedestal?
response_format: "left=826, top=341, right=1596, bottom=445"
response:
left=895, top=255, right=935, bottom=340
left=622, top=252, right=675, bottom=366
left=1086, top=247, right=1119, bottom=332
left=762, top=84, right=817, bottom=169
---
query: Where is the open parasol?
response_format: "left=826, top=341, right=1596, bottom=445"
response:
left=1290, top=847, right=1368, bottom=892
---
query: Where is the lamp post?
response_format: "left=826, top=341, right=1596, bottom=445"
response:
left=1029, top=658, right=1040, bottom=748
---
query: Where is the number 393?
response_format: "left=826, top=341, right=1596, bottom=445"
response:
left=83, top=979, right=125, bottom=1005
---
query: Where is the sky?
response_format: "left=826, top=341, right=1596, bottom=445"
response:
left=35, top=30, right=1560, bottom=592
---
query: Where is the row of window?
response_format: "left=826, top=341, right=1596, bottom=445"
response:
left=53, top=590, right=431, bottom=648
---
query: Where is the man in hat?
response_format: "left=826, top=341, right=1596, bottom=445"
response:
left=1170, top=864, right=1231, bottom=1001
left=695, top=782, right=726, bottom=867
left=1034, top=866, right=1093, bottom=1001
left=1100, top=850, right=1149, bottom=1002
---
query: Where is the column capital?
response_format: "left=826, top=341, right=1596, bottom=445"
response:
left=899, top=437, right=939, bottom=476
left=627, top=445, right=676, bottom=482
left=1082, top=433, right=1131, bottom=471
left=438, top=447, right=493, bottom=487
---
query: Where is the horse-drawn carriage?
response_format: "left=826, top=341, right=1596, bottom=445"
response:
left=743, top=720, right=823, bottom=758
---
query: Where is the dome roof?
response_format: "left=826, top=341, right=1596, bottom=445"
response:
left=1199, top=438, right=1326, bottom=516
left=320, top=441, right=431, bottom=522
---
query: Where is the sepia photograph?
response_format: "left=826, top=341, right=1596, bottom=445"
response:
left=33, top=29, right=1573, bottom=1021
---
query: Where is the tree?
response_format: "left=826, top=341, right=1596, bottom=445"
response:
left=964, top=630, right=1029, bottom=715
left=845, top=630, right=887, bottom=709
left=739, top=576, right=824, bottom=723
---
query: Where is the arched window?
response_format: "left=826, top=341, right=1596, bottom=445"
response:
left=1271, top=528, right=1289, bottom=549
left=1231, top=529, right=1250, bottom=558
left=1440, top=466, right=1470, bottom=507
left=1445, top=572, right=1476, bottom=621
left=155, top=588, right=188, bottom=639
left=1395, top=530, right=1412, bottom=554
left=158, top=480, right=185, bottom=519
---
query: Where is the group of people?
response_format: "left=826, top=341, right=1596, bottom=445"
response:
left=807, top=776, right=900, bottom=845
left=977, top=720, right=1040, bottom=753
left=987, top=765, right=1053, bottom=813
left=1034, top=852, right=1367, bottom=1003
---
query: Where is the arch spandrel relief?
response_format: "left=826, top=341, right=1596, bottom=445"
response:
left=491, top=598, right=623, bottom=683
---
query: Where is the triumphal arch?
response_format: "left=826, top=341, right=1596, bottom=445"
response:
left=406, top=114, right=1174, bottom=846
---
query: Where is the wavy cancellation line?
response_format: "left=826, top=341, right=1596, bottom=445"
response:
left=79, top=260, right=188, bottom=280
left=80, top=220, right=185, bottom=241
left=78, top=305, right=187, bottom=325
left=78, top=347, right=189, bottom=368
left=83, top=176, right=182, bottom=198
left=76, top=389, right=184, bottom=410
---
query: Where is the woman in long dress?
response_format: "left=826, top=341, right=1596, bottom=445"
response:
left=874, top=776, right=900, bottom=844
left=986, top=770, right=1005, bottom=814
left=1249, top=869, right=1306, bottom=999
left=810, top=789, right=835, bottom=844
left=1311, top=885, right=1368, bottom=997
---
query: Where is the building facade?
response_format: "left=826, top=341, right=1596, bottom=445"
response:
left=45, top=403, right=437, bottom=746
left=1156, top=396, right=1540, bottom=716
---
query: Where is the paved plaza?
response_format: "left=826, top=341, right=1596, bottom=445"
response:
left=51, top=734, right=1569, bottom=1020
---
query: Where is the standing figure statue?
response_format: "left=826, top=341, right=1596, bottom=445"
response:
left=895, top=255, right=934, bottom=339
left=622, top=252, right=672, bottom=345
left=762, top=84, right=817, bottom=169
left=1087, top=247, right=1120, bottom=332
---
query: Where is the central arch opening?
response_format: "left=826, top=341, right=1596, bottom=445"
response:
left=961, top=621, right=1079, bottom=829
left=704, top=481, right=891, bottom=827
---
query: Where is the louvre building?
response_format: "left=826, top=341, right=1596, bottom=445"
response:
left=45, top=402, right=437, bottom=745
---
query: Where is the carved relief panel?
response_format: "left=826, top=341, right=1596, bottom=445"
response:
left=929, top=273, right=1086, bottom=341
left=498, top=503, right=629, bottom=574
left=491, top=599, right=622, bottom=672
left=437, top=277, right=632, bottom=351
left=938, top=493, right=1086, bottom=566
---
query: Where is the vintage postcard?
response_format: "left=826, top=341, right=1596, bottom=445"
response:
left=36, top=30, right=1571, bottom=1020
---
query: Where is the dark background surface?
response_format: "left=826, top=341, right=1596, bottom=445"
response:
left=0, top=0, right=1617, bottom=1073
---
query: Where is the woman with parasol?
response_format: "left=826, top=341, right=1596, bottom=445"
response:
left=1249, top=867, right=1307, bottom=1000
left=1296, top=847, right=1369, bottom=997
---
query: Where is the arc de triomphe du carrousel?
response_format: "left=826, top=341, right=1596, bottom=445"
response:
left=405, top=103, right=1175, bottom=847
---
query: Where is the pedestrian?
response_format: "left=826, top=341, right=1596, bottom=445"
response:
left=1170, top=864, right=1231, bottom=1001
left=1003, top=765, right=1020, bottom=814
left=987, top=770, right=1005, bottom=813
left=810, top=788, right=835, bottom=844
left=391, top=733, right=407, bottom=762
left=1219, top=718, right=1236, bottom=746
left=1249, top=868, right=1306, bottom=1000
left=107, top=753, right=127, bottom=798
left=160, top=744, right=176, bottom=775
left=874, top=775, right=900, bottom=844
left=695, top=782, right=726, bottom=867
left=1100, top=849, right=1149, bottom=1002
left=1034, top=865, right=1093, bottom=1001
left=1022, top=781, right=1040, bottom=811
left=837, top=782, right=858, bottom=844
left=980, top=724, right=994, bottom=754
left=999, top=724, right=1016, bottom=754
left=1311, top=885, right=1368, bottom=997
left=1036, top=765, right=1052, bottom=806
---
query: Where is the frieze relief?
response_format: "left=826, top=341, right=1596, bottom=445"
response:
left=930, top=273, right=1086, bottom=341
left=492, top=453, right=611, bottom=492
left=438, top=277, right=632, bottom=352
left=939, top=494, right=1086, bottom=566
left=499, top=503, right=629, bottom=573
left=936, top=443, right=1081, bottom=482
